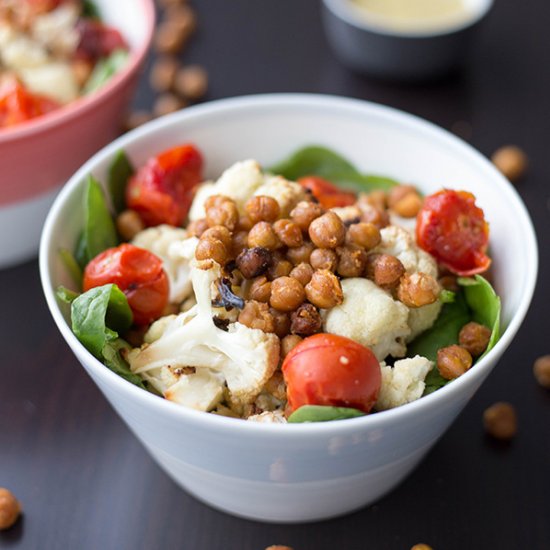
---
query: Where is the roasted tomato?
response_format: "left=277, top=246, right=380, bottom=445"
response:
left=126, top=144, right=203, bottom=227
left=298, top=176, right=356, bottom=209
left=282, top=333, right=381, bottom=414
left=0, top=78, right=60, bottom=128
left=75, top=19, right=128, bottom=61
left=83, top=244, right=169, bottom=325
left=416, top=189, right=491, bottom=276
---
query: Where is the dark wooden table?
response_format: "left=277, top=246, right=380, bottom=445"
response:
left=2, top=1, right=550, bottom=549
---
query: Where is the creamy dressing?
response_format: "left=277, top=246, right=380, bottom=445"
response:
left=351, top=0, right=475, bottom=33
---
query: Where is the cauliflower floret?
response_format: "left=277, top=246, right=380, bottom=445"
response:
left=323, top=278, right=410, bottom=360
left=330, top=205, right=362, bottom=224
left=375, top=355, right=433, bottom=410
left=128, top=260, right=280, bottom=408
left=132, top=226, right=195, bottom=304
left=247, top=411, right=287, bottom=423
left=375, top=225, right=438, bottom=278
left=374, top=225, right=442, bottom=342
left=1, top=33, right=49, bottom=68
left=18, top=61, right=78, bottom=103
left=254, top=175, right=307, bottom=217
left=31, top=4, right=80, bottom=56
left=189, top=160, right=264, bottom=220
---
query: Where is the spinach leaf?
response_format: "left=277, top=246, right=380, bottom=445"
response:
left=288, top=405, right=365, bottom=423
left=269, top=146, right=398, bottom=193
left=58, top=248, right=83, bottom=288
left=56, top=286, right=80, bottom=304
left=102, top=339, right=146, bottom=389
left=83, top=49, right=129, bottom=95
left=82, top=0, right=100, bottom=19
left=459, top=275, right=501, bottom=359
left=408, top=292, right=471, bottom=363
left=71, top=284, right=133, bottom=358
left=108, top=150, right=134, bottom=214
left=82, top=175, right=118, bottom=265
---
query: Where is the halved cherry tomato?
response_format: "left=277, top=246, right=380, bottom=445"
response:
left=0, top=78, right=60, bottom=128
left=298, top=176, right=356, bottom=209
left=416, top=189, right=491, bottom=276
left=282, top=333, right=381, bottom=414
left=83, top=244, right=169, bottom=326
left=75, top=19, right=127, bottom=61
left=126, top=144, right=203, bottom=227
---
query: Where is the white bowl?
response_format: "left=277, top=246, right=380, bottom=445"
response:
left=322, top=0, right=493, bottom=79
left=40, top=94, right=537, bottom=523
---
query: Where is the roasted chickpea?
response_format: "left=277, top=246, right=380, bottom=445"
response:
left=437, top=345, right=472, bottom=380
left=286, top=241, right=315, bottom=266
left=361, top=190, right=387, bottom=211
left=346, top=222, right=381, bottom=250
left=281, top=335, right=303, bottom=358
left=264, top=371, right=287, bottom=401
left=365, top=253, right=405, bottom=289
left=459, top=322, right=491, bottom=357
left=397, top=272, right=440, bottom=307
left=438, top=274, right=459, bottom=292
left=533, top=355, right=550, bottom=389
left=195, top=237, right=228, bottom=265
left=248, top=221, right=281, bottom=250
left=173, top=64, right=208, bottom=101
left=267, top=259, right=293, bottom=280
left=305, top=270, right=344, bottom=309
left=290, top=200, right=323, bottom=231
left=236, top=247, right=272, bottom=279
left=387, top=185, right=423, bottom=218
left=483, top=402, right=518, bottom=440
left=231, top=230, right=249, bottom=258
left=491, top=145, right=528, bottom=182
left=270, top=277, right=306, bottom=312
left=337, top=245, right=368, bottom=278
left=237, top=215, right=254, bottom=231
left=238, top=301, right=275, bottom=333
left=289, top=262, right=314, bottom=286
left=291, top=303, right=322, bottom=336
left=205, top=195, right=239, bottom=230
left=116, top=209, right=145, bottom=241
left=201, top=225, right=232, bottom=248
left=308, top=212, right=346, bottom=249
left=273, top=219, right=303, bottom=248
left=410, top=545, right=433, bottom=550
left=187, top=218, right=209, bottom=238
left=270, top=307, right=291, bottom=338
left=310, top=248, right=338, bottom=272
left=248, top=276, right=272, bottom=303
left=358, top=201, right=390, bottom=229
left=245, top=195, right=281, bottom=223
left=0, top=488, right=21, bottom=530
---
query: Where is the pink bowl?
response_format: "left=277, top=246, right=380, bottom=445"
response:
left=0, top=0, right=155, bottom=268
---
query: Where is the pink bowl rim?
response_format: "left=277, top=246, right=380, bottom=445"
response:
left=0, top=0, right=156, bottom=144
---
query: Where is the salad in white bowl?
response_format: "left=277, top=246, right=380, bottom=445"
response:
left=56, top=142, right=501, bottom=424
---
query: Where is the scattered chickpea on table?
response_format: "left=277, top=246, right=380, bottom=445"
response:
left=0, top=488, right=21, bottom=531
left=491, top=145, right=528, bottom=182
left=483, top=402, right=518, bottom=441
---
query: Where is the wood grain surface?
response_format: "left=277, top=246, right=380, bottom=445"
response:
left=1, top=1, right=550, bottom=549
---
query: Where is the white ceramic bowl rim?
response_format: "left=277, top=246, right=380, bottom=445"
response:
left=0, top=0, right=155, bottom=144
left=322, top=0, right=494, bottom=38
left=39, top=93, right=538, bottom=438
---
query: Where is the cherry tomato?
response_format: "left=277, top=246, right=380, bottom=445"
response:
left=83, top=244, right=169, bottom=326
left=0, top=78, right=60, bottom=128
left=75, top=19, right=127, bottom=61
left=282, top=333, right=381, bottom=414
left=416, top=189, right=491, bottom=276
left=126, top=144, right=203, bottom=227
left=298, top=176, right=356, bottom=209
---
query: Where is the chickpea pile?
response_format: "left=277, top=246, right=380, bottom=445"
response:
left=192, top=185, right=438, bottom=349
